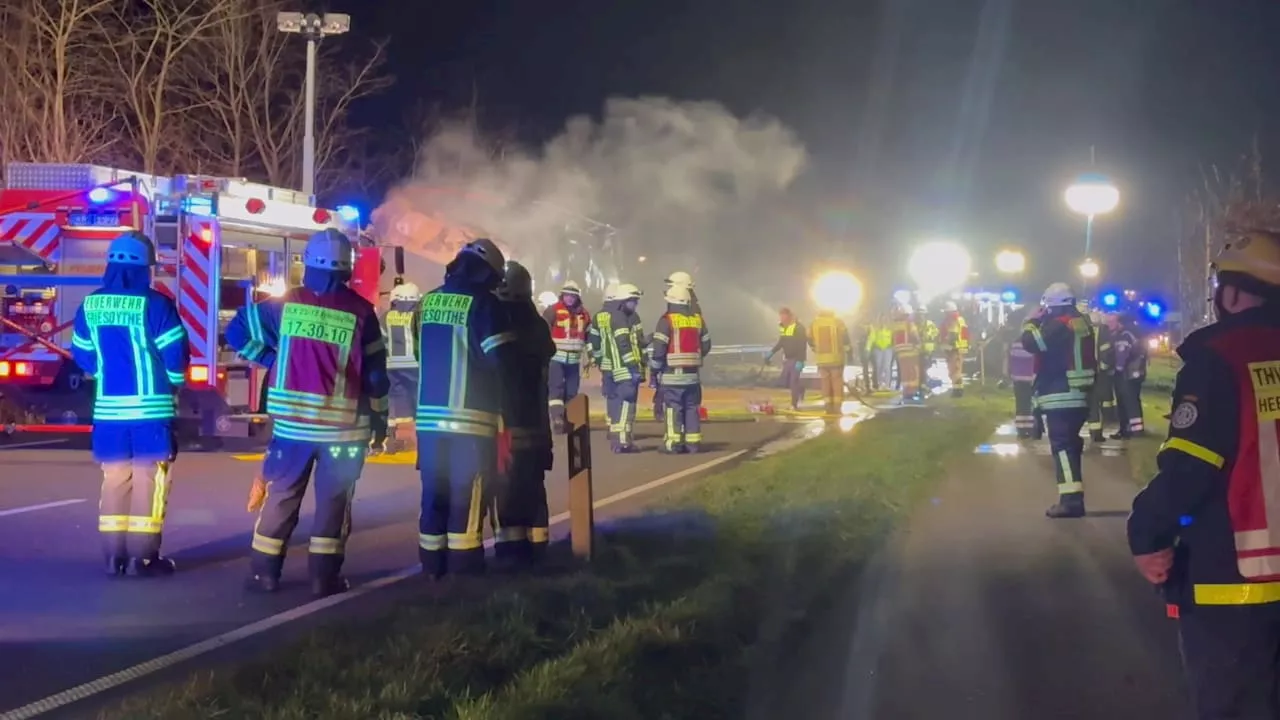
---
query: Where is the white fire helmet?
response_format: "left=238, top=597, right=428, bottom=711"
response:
left=944, top=301, right=958, bottom=312
left=613, top=283, right=643, bottom=301
left=303, top=229, right=354, bottom=272
left=664, top=285, right=692, bottom=305
left=1041, top=282, right=1076, bottom=308
left=665, top=271, right=695, bottom=290
left=390, top=282, right=422, bottom=303
left=560, top=280, right=582, bottom=297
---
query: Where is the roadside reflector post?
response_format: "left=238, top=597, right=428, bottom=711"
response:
left=565, top=393, right=594, bottom=561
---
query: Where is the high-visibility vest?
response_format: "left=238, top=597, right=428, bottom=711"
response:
left=663, top=312, right=705, bottom=370
left=549, top=303, right=589, bottom=364
left=383, top=308, right=418, bottom=369
left=872, top=326, right=893, bottom=350
left=891, top=319, right=918, bottom=351
left=810, top=315, right=848, bottom=366
left=942, top=315, right=970, bottom=352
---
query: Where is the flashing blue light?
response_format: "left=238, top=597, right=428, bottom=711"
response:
left=1145, top=301, right=1164, bottom=320
left=87, top=187, right=115, bottom=204
left=1000, top=290, right=1017, bottom=303
left=336, top=205, right=361, bottom=223
left=1101, top=292, right=1119, bottom=308
left=182, top=196, right=214, bottom=216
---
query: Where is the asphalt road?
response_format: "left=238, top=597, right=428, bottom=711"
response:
left=778, top=424, right=1193, bottom=720
left=0, top=420, right=791, bottom=717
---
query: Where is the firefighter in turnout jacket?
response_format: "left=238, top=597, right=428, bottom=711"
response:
left=940, top=301, right=970, bottom=397
left=381, top=282, right=422, bottom=451
left=892, top=305, right=922, bottom=403
left=1112, top=315, right=1148, bottom=438
left=542, top=280, right=590, bottom=434
left=1004, top=312, right=1040, bottom=439
left=226, top=229, right=390, bottom=597
left=493, top=262, right=556, bottom=563
left=810, top=309, right=851, bottom=414
left=587, top=283, right=645, bottom=452
left=654, top=271, right=699, bottom=419
left=1087, top=312, right=1118, bottom=442
left=71, top=231, right=190, bottom=578
left=414, top=238, right=519, bottom=577
left=650, top=284, right=712, bottom=453
left=1021, top=282, right=1097, bottom=519
left=1128, top=230, right=1280, bottom=719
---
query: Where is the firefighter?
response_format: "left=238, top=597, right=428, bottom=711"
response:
left=226, top=229, right=389, bottom=597
left=921, top=315, right=940, bottom=372
left=765, top=307, right=808, bottom=410
left=940, top=300, right=970, bottom=397
left=495, top=261, right=556, bottom=564
left=71, top=231, right=190, bottom=578
left=891, top=304, right=923, bottom=404
left=413, top=238, right=518, bottom=577
left=650, top=284, right=712, bottom=453
left=1127, top=230, right=1280, bottom=719
left=1112, top=314, right=1148, bottom=438
left=655, top=271, right=698, bottom=419
left=542, top=280, right=590, bottom=434
left=1004, top=310, right=1039, bottom=439
left=870, top=313, right=894, bottom=391
left=588, top=283, right=644, bottom=452
left=1087, top=311, right=1118, bottom=442
left=381, top=282, right=422, bottom=452
left=855, top=319, right=874, bottom=394
left=1021, top=282, right=1096, bottom=519
left=809, top=308, right=851, bottom=415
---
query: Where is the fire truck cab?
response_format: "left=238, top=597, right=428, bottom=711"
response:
left=0, top=162, right=362, bottom=444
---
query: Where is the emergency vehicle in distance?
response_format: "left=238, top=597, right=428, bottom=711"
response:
left=0, top=162, right=362, bottom=445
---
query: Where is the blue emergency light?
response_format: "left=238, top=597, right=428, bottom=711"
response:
left=1101, top=292, right=1119, bottom=308
left=1000, top=290, right=1017, bottom=303
left=1145, top=301, right=1164, bottom=320
left=336, top=205, right=361, bottom=223
left=87, top=187, right=115, bottom=204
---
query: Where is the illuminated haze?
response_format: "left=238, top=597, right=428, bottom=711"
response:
left=380, top=96, right=808, bottom=340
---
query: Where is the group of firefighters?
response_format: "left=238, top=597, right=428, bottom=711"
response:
left=73, top=226, right=713, bottom=592
left=760, top=301, right=971, bottom=414
left=60, top=219, right=1280, bottom=716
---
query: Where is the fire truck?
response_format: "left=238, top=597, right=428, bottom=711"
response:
left=0, top=162, right=368, bottom=445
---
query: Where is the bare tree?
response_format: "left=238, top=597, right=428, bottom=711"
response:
left=173, top=0, right=391, bottom=193
left=1181, top=139, right=1280, bottom=331
left=97, top=0, right=247, bottom=174
left=0, top=0, right=119, bottom=174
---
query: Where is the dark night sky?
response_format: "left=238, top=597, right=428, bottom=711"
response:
left=330, top=0, right=1280, bottom=304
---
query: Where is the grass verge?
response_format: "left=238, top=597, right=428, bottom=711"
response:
left=104, top=392, right=1008, bottom=720
left=1127, top=396, right=1169, bottom=486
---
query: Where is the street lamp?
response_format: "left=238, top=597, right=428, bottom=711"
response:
left=1064, top=173, right=1119, bottom=257
left=908, top=240, right=972, bottom=304
left=1078, top=258, right=1100, bottom=280
left=995, top=249, right=1026, bottom=275
left=277, top=12, right=351, bottom=197
left=811, top=270, right=864, bottom=315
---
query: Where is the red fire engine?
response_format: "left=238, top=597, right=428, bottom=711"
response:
left=0, top=162, right=366, bottom=444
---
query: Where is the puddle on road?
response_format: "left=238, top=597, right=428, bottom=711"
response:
left=751, top=404, right=875, bottom=459
left=974, top=422, right=1129, bottom=457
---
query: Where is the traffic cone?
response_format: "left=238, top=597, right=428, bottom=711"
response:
left=699, top=406, right=708, bottom=421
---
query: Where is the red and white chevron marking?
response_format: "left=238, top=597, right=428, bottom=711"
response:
left=0, top=212, right=60, bottom=262
left=178, top=220, right=215, bottom=363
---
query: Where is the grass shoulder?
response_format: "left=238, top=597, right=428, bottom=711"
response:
left=105, top=392, right=1009, bottom=720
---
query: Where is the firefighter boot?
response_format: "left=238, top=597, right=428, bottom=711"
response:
left=104, top=555, right=128, bottom=577
left=127, top=555, right=176, bottom=578
left=1045, top=493, right=1086, bottom=519
left=1091, top=429, right=1105, bottom=442
left=951, top=387, right=964, bottom=398
left=311, top=575, right=350, bottom=598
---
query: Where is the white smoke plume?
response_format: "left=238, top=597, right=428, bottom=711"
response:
left=374, top=96, right=807, bottom=328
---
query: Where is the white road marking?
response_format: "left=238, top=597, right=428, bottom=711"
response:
left=1, top=449, right=753, bottom=719
left=0, top=439, right=69, bottom=451
left=0, top=499, right=86, bottom=518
